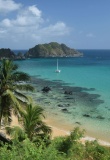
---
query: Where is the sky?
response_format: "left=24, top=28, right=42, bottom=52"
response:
left=0, top=0, right=110, bottom=49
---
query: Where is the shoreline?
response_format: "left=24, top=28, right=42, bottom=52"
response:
left=44, top=112, right=110, bottom=147
left=49, top=124, right=110, bottom=147
left=1, top=76, right=110, bottom=147
left=0, top=113, right=110, bottom=147
left=30, top=76, right=110, bottom=144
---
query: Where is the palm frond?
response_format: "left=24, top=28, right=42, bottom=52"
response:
left=0, top=60, right=33, bottom=126
left=12, top=63, right=19, bottom=71
left=5, top=126, right=26, bottom=141
left=14, top=90, right=30, bottom=101
left=16, top=84, right=34, bottom=92
left=18, top=103, right=51, bottom=140
left=12, top=71, right=30, bottom=81
left=35, top=121, right=52, bottom=135
left=3, top=89, right=22, bottom=113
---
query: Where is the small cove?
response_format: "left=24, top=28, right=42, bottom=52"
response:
left=15, top=49, right=110, bottom=142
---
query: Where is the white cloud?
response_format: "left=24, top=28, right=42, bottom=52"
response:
left=0, top=5, right=43, bottom=27
left=86, top=33, right=95, bottom=38
left=0, top=2, right=70, bottom=48
left=29, top=5, right=42, bottom=17
left=0, top=29, right=7, bottom=34
left=0, top=0, right=21, bottom=13
left=1, top=19, right=12, bottom=27
left=41, top=22, right=70, bottom=36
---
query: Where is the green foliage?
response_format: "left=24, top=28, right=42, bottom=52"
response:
left=0, top=59, right=34, bottom=126
left=0, top=127, right=110, bottom=160
left=51, top=127, right=85, bottom=159
left=26, top=42, right=82, bottom=57
left=0, top=138, right=66, bottom=160
left=19, top=103, right=52, bottom=140
left=6, top=126, right=27, bottom=142
left=6, top=103, right=52, bottom=143
left=85, top=140, right=110, bottom=160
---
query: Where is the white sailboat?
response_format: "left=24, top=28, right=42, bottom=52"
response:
left=55, top=59, right=61, bottom=73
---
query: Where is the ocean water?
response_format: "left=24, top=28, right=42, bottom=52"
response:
left=15, top=49, right=110, bottom=142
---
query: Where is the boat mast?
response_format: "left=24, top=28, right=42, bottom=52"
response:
left=57, top=59, right=58, bottom=70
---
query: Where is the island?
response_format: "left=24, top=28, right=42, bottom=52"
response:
left=0, top=48, right=25, bottom=60
left=25, top=42, right=83, bottom=58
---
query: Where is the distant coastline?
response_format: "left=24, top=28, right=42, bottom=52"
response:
left=0, top=42, right=83, bottom=60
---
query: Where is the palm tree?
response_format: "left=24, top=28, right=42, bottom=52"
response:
left=6, top=103, right=51, bottom=141
left=0, top=59, right=34, bottom=126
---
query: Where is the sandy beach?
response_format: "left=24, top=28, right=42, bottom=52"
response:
left=43, top=113, right=110, bottom=147
left=48, top=124, right=110, bottom=147
left=0, top=112, right=110, bottom=147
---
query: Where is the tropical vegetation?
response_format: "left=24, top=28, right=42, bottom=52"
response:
left=6, top=103, right=52, bottom=142
left=0, top=127, right=110, bottom=160
left=0, top=59, right=34, bottom=126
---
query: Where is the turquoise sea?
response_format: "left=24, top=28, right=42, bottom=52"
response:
left=14, top=49, right=110, bottom=142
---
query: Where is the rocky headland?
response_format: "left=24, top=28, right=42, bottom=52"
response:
left=0, top=48, right=25, bottom=60
left=0, top=48, right=16, bottom=60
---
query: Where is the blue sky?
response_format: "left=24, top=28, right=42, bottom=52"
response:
left=0, top=0, right=110, bottom=49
